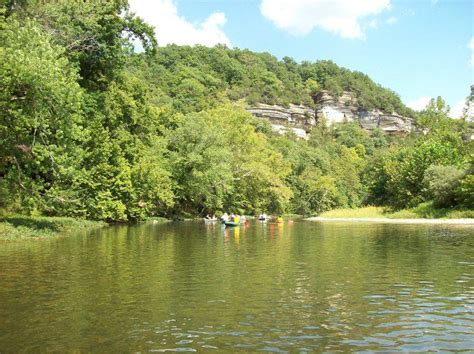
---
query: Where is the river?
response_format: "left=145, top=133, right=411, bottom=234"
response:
left=1, top=220, right=473, bottom=352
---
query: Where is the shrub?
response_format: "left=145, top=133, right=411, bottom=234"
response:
left=422, top=165, right=464, bottom=207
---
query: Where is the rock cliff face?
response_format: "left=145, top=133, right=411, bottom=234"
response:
left=315, top=91, right=358, bottom=123
left=246, top=90, right=414, bottom=138
left=314, top=90, right=414, bottom=133
left=246, top=104, right=316, bottom=139
left=358, top=110, right=414, bottom=133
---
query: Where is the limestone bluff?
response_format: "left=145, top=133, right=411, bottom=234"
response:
left=247, top=90, right=415, bottom=139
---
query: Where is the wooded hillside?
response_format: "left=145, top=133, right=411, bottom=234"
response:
left=1, top=1, right=472, bottom=221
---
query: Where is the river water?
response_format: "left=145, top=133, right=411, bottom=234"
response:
left=1, top=220, right=473, bottom=352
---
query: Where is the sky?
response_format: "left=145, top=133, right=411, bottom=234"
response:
left=128, top=0, right=473, bottom=117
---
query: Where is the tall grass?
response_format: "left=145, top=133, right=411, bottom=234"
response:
left=0, top=216, right=105, bottom=241
left=319, top=203, right=474, bottom=219
left=319, top=206, right=387, bottom=218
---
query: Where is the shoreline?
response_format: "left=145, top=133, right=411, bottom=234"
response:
left=0, top=217, right=107, bottom=241
left=307, top=217, right=474, bottom=225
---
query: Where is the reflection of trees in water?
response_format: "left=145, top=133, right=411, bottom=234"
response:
left=1, top=222, right=473, bottom=351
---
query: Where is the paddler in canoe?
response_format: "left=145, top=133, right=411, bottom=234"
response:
left=224, top=214, right=240, bottom=227
left=204, top=214, right=218, bottom=223
left=220, top=212, right=230, bottom=223
left=224, top=214, right=247, bottom=227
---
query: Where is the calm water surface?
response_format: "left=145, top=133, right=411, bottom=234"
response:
left=1, top=221, right=473, bottom=352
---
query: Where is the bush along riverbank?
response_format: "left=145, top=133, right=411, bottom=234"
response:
left=0, top=216, right=107, bottom=241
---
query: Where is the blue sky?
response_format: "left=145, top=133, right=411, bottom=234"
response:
left=129, top=0, right=473, bottom=116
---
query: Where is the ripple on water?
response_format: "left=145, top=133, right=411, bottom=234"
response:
left=150, top=348, right=197, bottom=352
left=1, top=221, right=474, bottom=352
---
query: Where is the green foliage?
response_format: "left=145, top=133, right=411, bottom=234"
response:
left=333, top=122, right=376, bottom=154
left=169, top=105, right=292, bottom=215
left=0, top=9, right=171, bottom=221
left=422, top=165, right=464, bottom=208
left=69, top=74, right=175, bottom=221
left=271, top=123, right=368, bottom=216
left=1, top=0, right=471, bottom=221
left=456, top=159, right=474, bottom=209
left=0, top=216, right=104, bottom=240
left=416, top=96, right=456, bottom=132
left=4, top=0, right=156, bottom=90
left=364, top=133, right=467, bottom=209
left=131, top=46, right=413, bottom=116
left=295, top=168, right=339, bottom=214
left=388, top=202, right=474, bottom=219
left=0, top=17, right=85, bottom=214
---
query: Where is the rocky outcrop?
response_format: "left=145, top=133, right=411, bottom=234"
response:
left=315, top=91, right=358, bottom=123
left=246, top=90, right=415, bottom=138
left=315, top=90, right=414, bottom=133
left=359, top=110, right=414, bottom=134
left=246, top=103, right=316, bottom=128
left=270, top=124, right=308, bottom=139
left=246, top=103, right=316, bottom=139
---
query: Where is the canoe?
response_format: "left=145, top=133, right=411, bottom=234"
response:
left=224, top=221, right=240, bottom=227
left=204, top=218, right=218, bottom=223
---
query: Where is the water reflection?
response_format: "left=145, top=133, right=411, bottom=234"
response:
left=0, top=221, right=473, bottom=352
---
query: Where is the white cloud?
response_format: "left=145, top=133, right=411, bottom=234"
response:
left=469, top=37, right=474, bottom=67
left=128, top=0, right=230, bottom=47
left=368, top=19, right=379, bottom=29
left=260, top=0, right=391, bottom=39
left=386, top=16, right=398, bottom=25
left=407, top=96, right=432, bottom=111
left=408, top=96, right=468, bottom=119
left=449, top=100, right=466, bottom=119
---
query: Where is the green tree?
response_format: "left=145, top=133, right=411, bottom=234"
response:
left=5, top=0, right=156, bottom=90
left=0, top=18, right=84, bottom=214
left=72, top=73, right=174, bottom=221
left=422, top=165, right=464, bottom=208
left=168, top=109, right=234, bottom=214
left=168, top=105, right=292, bottom=215
left=364, top=134, right=466, bottom=209
left=416, top=96, right=455, bottom=132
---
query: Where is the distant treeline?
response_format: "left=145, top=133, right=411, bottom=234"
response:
left=1, top=1, right=472, bottom=221
left=129, top=44, right=415, bottom=116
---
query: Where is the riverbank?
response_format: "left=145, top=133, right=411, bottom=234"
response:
left=308, top=205, right=474, bottom=225
left=308, top=217, right=474, bottom=225
left=0, top=216, right=106, bottom=241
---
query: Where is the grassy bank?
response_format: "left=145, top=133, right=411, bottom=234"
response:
left=318, top=203, right=474, bottom=219
left=144, top=217, right=171, bottom=224
left=0, top=216, right=106, bottom=241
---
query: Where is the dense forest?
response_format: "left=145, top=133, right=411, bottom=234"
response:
left=1, top=0, right=473, bottom=221
left=128, top=44, right=415, bottom=116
